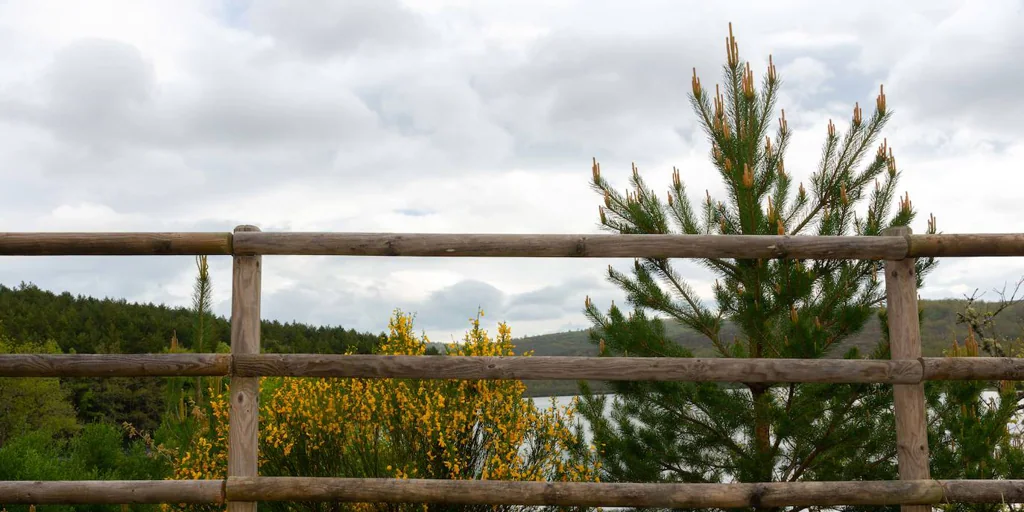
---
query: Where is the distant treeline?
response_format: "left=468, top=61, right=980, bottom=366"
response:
left=0, top=283, right=386, bottom=432
left=0, top=282, right=384, bottom=356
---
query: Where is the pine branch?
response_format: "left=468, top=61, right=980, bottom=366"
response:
left=785, top=391, right=861, bottom=481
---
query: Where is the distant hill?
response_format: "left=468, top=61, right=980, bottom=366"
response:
left=512, top=298, right=1024, bottom=396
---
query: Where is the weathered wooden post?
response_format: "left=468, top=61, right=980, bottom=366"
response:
left=229, top=225, right=262, bottom=512
left=883, top=226, right=931, bottom=512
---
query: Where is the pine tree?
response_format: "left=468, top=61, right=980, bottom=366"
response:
left=580, top=24, right=937, bottom=509
left=926, top=290, right=1024, bottom=512
left=192, top=255, right=215, bottom=403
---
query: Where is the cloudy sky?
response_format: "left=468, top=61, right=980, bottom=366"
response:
left=1, top=0, right=1023, bottom=342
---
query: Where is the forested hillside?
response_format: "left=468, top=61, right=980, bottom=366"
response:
left=0, top=283, right=385, bottom=432
left=0, top=283, right=385, bottom=356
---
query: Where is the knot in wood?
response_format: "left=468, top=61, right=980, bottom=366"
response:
left=574, top=238, right=587, bottom=257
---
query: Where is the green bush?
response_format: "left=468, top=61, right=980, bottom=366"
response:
left=0, top=423, right=171, bottom=512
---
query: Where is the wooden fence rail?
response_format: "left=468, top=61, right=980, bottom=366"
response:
left=0, top=232, right=233, bottom=255
left=2, top=227, right=1024, bottom=510
left=3, top=354, right=1024, bottom=382
left=2, top=478, right=1023, bottom=507
left=4, top=231, right=1024, bottom=258
left=0, top=353, right=231, bottom=377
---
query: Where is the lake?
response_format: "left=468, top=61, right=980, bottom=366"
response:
left=530, top=390, right=1022, bottom=451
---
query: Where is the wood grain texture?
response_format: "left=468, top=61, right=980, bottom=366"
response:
left=884, top=226, right=932, bottom=512
left=0, top=233, right=232, bottom=255
left=233, top=354, right=924, bottom=383
left=909, top=233, right=1024, bottom=257
left=0, top=478, right=1018, bottom=507
left=227, top=477, right=954, bottom=507
left=0, top=480, right=224, bottom=504
left=0, top=354, right=230, bottom=377
left=923, top=357, right=1024, bottom=381
left=228, top=225, right=262, bottom=512
left=2, top=231, right=1022, bottom=258
left=232, top=232, right=910, bottom=259
left=940, top=480, right=1024, bottom=503
left=4, top=353, right=1020, bottom=382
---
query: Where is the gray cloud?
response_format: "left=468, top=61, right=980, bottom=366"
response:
left=411, top=280, right=506, bottom=328
left=43, top=39, right=155, bottom=150
left=5, top=37, right=383, bottom=154
left=244, top=0, right=431, bottom=59
left=470, top=33, right=704, bottom=166
left=505, top=276, right=600, bottom=321
left=0, top=39, right=156, bottom=160
left=887, top=1, right=1024, bottom=140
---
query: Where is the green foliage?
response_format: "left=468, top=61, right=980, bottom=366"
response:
left=0, top=337, right=172, bottom=511
left=192, top=256, right=215, bottom=356
left=928, top=367, right=1023, bottom=480
left=192, top=255, right=215, bottom=404
left=0, top=282, right=384, bottom=358
left=65, top=376, right=168, bottom=434
left=926, top=295, right=1024, bottom=512
left=0, top=423, right=170, bottom=512
left=580, top=25, right=936, bottom=509
left=0, top=282, right=385, bottom=432
left=0, top=282, right=213, bottom=355
left=0, top=336, right=79, bottom=448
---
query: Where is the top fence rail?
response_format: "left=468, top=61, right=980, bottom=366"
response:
left=3, top=231, right=1024, bottom=258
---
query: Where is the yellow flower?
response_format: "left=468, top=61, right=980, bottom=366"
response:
left=169, top=309, right=600, bottom=510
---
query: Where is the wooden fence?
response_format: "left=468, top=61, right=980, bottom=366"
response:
left=1, top=227, right=1024, bottom=511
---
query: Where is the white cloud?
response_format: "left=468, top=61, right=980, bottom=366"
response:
left=0, top=0, right=1021, bottom=342
left=244, top=0, right=432, bottom=59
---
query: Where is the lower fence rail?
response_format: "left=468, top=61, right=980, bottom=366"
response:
left=0, top=480, right=225, bottom=504
left=1, top=478, right=1023, bottom=507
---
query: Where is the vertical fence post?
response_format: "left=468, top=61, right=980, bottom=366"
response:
left=229, top=225, right=262, bottom=512
left=883, top=226, right=931, bottom=512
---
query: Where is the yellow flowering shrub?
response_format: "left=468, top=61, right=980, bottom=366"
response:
left=171, top=310, right=600, bottom=511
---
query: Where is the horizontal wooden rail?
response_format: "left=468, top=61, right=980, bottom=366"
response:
left=0, top=354, right=230, bottom=377
left=924, top=357, right=1024, bottom=380
left=909, top=233, right=1024, bottom=257
left=231, top=355, right=1022, bottom=382
left=0, top=480, right=224, bottom=504
left=229, top=478, right=1024, bottom=508
left=3, top=231, right=1024, bottom=258
left=4, top=478, right=1019, bottom=506
left=2, top=354, right=1022, bottom=382
left=233, top=232, right=1024, bottom=259
left=0, top=233, right=232, bottom=255
left=233, top=232, right=912, bottom=258
left=234, top=354, right=925, bottom=383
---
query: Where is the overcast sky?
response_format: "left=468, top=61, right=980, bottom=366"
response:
left=1, top=0, right=1023, bottom=343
